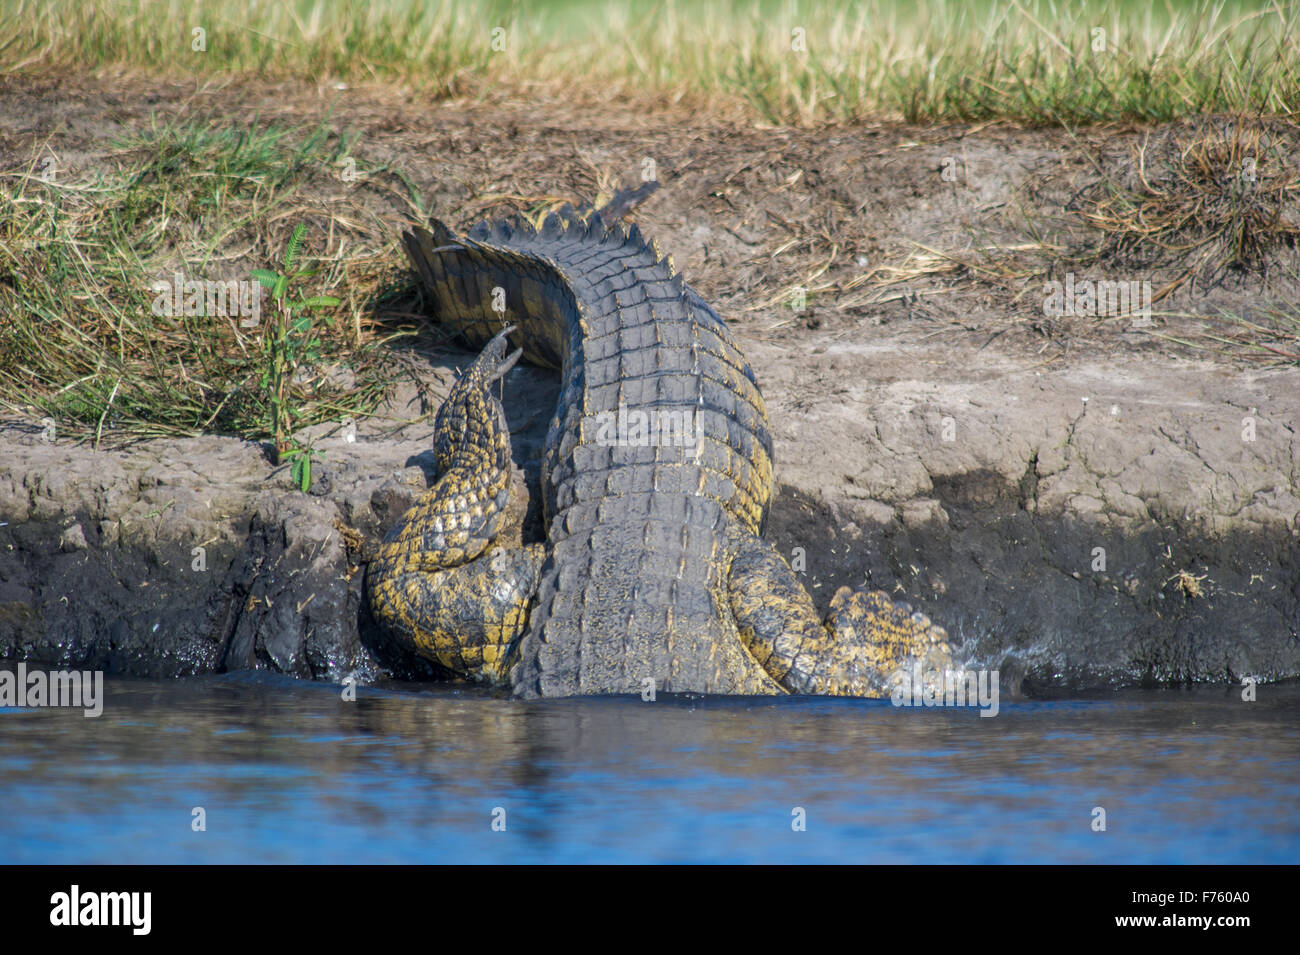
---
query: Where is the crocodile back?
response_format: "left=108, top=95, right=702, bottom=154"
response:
left=405, top=210, right=779, bottom=695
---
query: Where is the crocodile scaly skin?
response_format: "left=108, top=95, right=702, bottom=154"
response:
left=367, top=201, right=952, bottom=697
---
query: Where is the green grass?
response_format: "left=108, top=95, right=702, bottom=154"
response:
left=1, top=0, right=1297, bottom=125
left=0, top=118, right=408, bottom=445
left=1156, top=304, right=1300, bottom=364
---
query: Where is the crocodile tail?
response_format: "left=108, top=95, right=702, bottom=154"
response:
left=403, top=217, right=571, bottom=368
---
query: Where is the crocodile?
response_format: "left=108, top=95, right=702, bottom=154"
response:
left=367, top=192, right=953, bottom=698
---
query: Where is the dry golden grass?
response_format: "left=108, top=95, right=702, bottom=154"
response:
left=1074, top=117, right=1300, bottom=288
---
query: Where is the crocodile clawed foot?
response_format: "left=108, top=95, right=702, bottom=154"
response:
left=470, top=324, right=522, bottom=384
left=823, top=587, right=953, bottom=697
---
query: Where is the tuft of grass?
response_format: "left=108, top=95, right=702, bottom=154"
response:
left=1073, top=117, right=1300, bottom=286
left=253, top=222, right=341, bottom=484
left=0, top=118, right=410, bottom=445
left=0, top=0, right=1298, bottom=126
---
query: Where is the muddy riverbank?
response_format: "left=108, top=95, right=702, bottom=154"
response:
left=1, top=73, right=1297, bottom=692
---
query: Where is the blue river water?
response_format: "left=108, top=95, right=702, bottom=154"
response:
left=1, top=674, right=1296, bottom=863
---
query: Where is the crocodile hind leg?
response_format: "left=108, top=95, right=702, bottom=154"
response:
left=366, top=327, right=545, bottom=684
left=726, top=527, right=953, bottom=696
